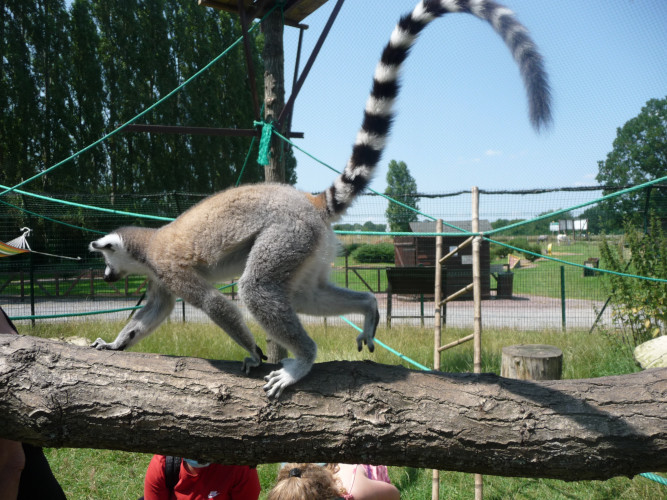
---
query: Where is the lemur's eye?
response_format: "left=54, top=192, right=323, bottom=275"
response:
left=103, top=243, right=114, bottom=251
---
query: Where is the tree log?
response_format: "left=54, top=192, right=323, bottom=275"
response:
left=0, top=334, right=665, bottom=480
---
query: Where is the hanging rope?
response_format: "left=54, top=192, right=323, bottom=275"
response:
left=254, top=120, right=275, bottom=166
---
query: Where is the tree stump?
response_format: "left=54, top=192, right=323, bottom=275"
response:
left=501, top=344, right=563, bottom=380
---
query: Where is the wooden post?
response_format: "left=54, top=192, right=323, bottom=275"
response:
left=386, top=283, right=392, bottom=329
left=262, top=7, right=287, bottom=362
left=501, top=344, right=563, bottom=381
left=262, top=8, right=286, bottom=183
left=433, top=219, right=443, bottom=500
left=472, top=186, right=483, bottom=500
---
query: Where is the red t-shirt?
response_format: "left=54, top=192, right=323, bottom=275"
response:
left=143, top=455, right=261, bottom=500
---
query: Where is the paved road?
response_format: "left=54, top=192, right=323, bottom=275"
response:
left=3, top=292, right=611, bottom=331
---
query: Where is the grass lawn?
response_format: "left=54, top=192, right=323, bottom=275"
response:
left=19, top=320, right=664, bottom=499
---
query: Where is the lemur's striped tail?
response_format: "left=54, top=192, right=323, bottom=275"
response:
left=324, top=0, right=552, bottom=219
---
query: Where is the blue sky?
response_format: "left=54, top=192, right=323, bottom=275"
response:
left=280, top=0, right=666, bottom=205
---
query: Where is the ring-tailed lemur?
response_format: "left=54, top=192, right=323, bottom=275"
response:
left=90, top=0, right=551, bottom=398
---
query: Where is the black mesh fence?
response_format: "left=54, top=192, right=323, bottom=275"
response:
left=1, top=186, right=665, bottom=331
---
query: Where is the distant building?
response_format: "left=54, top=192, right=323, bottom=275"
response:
left=391, top=220, right=492, bottom=299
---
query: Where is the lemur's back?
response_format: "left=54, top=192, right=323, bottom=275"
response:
left=153, top=184, right=328, bottom=265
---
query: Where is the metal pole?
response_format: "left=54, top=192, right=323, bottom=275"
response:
left=472, top=186, right=483, bottom=500
left=561, top=265, right=566, bottom=332
left=29, top=253, right=35, bottom=327
left=432, top=219, right=443, bottom=500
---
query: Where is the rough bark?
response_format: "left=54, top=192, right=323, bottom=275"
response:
left=261, top=9, right=286, bottom=184
left=0, top=334, right=665, bottom=480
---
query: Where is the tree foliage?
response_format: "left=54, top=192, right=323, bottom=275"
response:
left=333, top=221, right=386, bottom=232
left=385, top=160, right=420, bottom=232
left=598, top=214, right=667, bottom=348
left=0, top=0, right=275, bottom=195
left=491, top=211, right=573, bottom=237
left=596, top=97, right=667, bottom=231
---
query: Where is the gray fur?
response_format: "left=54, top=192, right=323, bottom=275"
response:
left=90, top=184, right=378, bottom=397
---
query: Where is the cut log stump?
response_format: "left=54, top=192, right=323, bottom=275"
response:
left=501, top=344, right=563, bottom=381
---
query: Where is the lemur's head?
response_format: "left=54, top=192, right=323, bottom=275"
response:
left=89, top=232, right=141, bottom=282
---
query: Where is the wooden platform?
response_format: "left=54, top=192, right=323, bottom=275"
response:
left=199, top=0, right=329, bottom=27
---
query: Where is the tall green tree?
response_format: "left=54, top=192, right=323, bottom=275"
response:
left=596, top=96, right=667, bottom=231
left=93, top=0, right=143, bottom=195
left=1, top=1, right=271, bottom=197
left=32, top=0, right=75, bottom=192
left=385, top=159, right=420, bottom=232
left=166, top=1, right=267, bottom=191
left=68, top=0, right=107, bottom=192
left=0, top=2, right=41, bottom=187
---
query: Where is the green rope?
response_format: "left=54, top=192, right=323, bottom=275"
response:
left=235, top=136, right=258, bottom=187
left=0, top=183, right=175, bottom=222
left=9, top=282, right=238, bottom=321
left=0, top=198, right=105, bottom=235
left=485, top=176, right=667, bottom=236
left=339, top=316, right=431, bottom=371
left=254, top=120, right=274, bottom=166
left=335, top=229, right=472, bottom=237
left=640, top=472, right=667, bottom=486
left=486, top=237, right=667, bottom=283
left=0, top=3, right=279, bottom=198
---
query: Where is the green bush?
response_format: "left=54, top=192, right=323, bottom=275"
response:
left=599, top=215, right=667, bottom=348
left=490, top=242, right=511, bottom=260
left=507, top=238, right=542, bottom=262
left=341, top=242, right=362, bottom=257
left=351, top=243, right=395, bottom=263
left=491, top=238, right=542, bottom=262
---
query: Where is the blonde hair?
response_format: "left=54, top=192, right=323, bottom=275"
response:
left=267, top=463, right=346, bottom=500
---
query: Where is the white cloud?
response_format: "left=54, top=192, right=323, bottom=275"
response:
left=485, top=149, right=503, bottom=156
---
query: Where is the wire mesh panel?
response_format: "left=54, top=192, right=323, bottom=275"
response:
left=3, top=186, right=663, bottom=331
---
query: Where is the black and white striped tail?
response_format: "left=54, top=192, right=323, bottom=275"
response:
left=324, top=0, right=552, bottom=219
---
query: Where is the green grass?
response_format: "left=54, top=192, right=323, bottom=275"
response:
left=25, top=320, right=664, bottom=499
left=493, top=240, right=608, bottom=301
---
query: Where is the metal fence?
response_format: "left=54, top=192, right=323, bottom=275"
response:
left=1, top=187, right=663, bottom=331
left=1, top=248, right=611, bottom=332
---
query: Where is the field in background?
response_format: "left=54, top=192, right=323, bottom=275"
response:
left=22, top=320, right=664, bottom=499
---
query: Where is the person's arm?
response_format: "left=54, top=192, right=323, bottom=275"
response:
left=0, top=439, right=25, bottom=500
left=229, top=466, right=261, bottom=500
left=337, top=464, right=400, bottom=500
left=144, top=455, right=171, bottom=500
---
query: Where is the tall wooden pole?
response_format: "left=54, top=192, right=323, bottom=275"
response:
left=262, top=8, right=286, bottom=183
left=472, top=186, right=483, bottom=500
left=262, top=7, right=288, bottom=362
left=432, top=219, right=443, bottom=500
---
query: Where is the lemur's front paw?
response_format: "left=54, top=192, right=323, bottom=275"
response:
left=241, top=345, right=267, bottom=375
left=263, top=368, right=296, bottom=399
left=91, top=338, right=112, bottom=350
left=241, top=356, right=262, bottom=374
left=262, top=358, right=311, bottom=398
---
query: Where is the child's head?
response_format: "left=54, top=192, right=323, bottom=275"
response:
left=267, top=463, right=345, bottom=500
